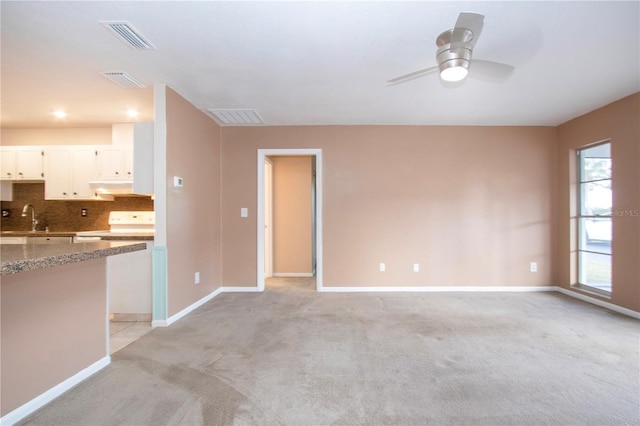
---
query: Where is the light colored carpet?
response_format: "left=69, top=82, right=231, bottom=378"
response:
left=19, top=278, right=640, bottom=425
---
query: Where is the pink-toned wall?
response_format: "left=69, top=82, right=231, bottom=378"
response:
left=271, top=156, right=313, bottom=274
left=165, top=88, right=222, bottom=316
left=221, top=126, right=558, bottom=287
left=1, top=259, right=107, bottom=415
left=557, top=93, right=640, bottom=312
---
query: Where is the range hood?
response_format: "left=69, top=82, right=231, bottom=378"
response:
left=89, top=180, right=134, bottom=195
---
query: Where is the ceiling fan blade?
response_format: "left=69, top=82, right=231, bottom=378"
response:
left=469, top=59, right=515, bottom=81
left=454, top=12, right=484, bottom=47
left=387, top=65, right=439, bottom=84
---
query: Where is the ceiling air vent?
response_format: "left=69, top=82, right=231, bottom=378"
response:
left=100, top=21, right=156, bottom=50
left=208, top=109, right=265, bottom=126
left=100, top=71, right=146, bottom=88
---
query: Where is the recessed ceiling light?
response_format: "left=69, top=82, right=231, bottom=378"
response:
left=53, top=110, right=67, bottom=119
left=127, top=109, right=139, bottom=118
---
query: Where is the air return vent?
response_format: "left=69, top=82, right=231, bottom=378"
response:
left=100, top=21, right=156, bottom=50
left=207, top=109, right=264, bottom=126
left=100, top=71, right=146, bottom=88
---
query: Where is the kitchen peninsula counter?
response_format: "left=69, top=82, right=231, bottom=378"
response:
left=0, top=241, right=146, bottom=275
left=1, top=240, right=148, bottom=423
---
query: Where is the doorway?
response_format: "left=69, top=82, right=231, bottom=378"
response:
left=257, top=149, right=323, bottom=291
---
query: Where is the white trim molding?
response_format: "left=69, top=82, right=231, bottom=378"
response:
left=160, top=287, right=223, bottom=327
left=555, top=286, right=640, bottom=319
left=320, top=286, right=558, bottom=293
left=0, top=356, right=111, bottom=426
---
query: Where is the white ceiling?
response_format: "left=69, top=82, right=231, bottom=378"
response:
left=1, top=1, right=638, bottom=128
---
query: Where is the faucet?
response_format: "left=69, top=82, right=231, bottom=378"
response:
left=21, top=204, right=38, bottom=232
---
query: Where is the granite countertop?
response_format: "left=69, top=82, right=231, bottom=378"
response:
left=1, top=231, right=154, bottom=241
left=80, top=233, right=155, bottom=241
left=1, top=241, right=147, bottom=275
left=0, top=231, right=78, bottom=237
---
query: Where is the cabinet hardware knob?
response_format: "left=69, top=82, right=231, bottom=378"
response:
left=63, top=192, right=67, bottom=195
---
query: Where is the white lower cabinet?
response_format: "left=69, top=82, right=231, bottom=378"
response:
left=0, top=237, right=27, bottom=244
left=44, top=146, right=97, bottom=199
left=107, top=241, right=153, bottom=317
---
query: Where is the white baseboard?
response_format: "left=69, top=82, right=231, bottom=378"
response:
left=554, top=286, right=640, bottom=319
left=272, top=273, right=314, bottom=277
left=151, top=319, right=168, bottom=328
left=319, top=286, right=557, bottom=293
left=162, top=287, right=223, bottom=327
left=0, top=356, right=110, bottom=426
left=222, top=286, right=261, bottom=292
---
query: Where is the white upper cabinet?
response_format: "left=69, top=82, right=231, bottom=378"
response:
left=96, top=145, right=131, bottom=180
left=0, top=147, right=13, bottom=180
left=43, top=146, right=97, bottom=200
left=0, top=146, right=44, bottom=180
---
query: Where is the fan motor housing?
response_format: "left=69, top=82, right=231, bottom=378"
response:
left=436, top=28, right=474, bottom=72
left=437, top=42, right=472, bottom=73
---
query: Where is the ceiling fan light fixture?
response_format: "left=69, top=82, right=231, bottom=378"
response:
left=439, top=59, right=469, bottom=82
left=440, top=65, right=468, bottom=82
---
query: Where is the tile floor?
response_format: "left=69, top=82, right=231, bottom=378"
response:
left=109, top=321, right=152, bottom=354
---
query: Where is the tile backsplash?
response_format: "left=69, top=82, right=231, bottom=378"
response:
left=1, top=183, right=153, bottom=232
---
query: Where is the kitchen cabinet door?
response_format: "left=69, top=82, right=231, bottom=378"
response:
left=44, top=147, right=97, bottom=199
left=43, top=148, right=72, bottom=199
left=96, top=146, right=128, bottom=180
left=15, top=147, right=44, bottom=180
left=0, top=147, right=16, bottom=180
left=71, top=147, right=97, bottom=198
left=124, top=145, right=134, bottom=180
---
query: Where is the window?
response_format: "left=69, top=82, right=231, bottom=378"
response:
left=577, top=142, right=612, bottom=294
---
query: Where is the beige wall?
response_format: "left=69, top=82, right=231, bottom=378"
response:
left=271, top=156, right=313, bottom=275
left=221, top=126, right=558, bottom=287
left=1, top=127, right=112, bottom=145
left=164, top=87, right=222, bottom=316
left=557, top=93, right=640, bottom=312
left=1, top=259, right=107, bottom=415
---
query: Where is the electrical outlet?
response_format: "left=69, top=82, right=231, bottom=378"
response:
left=81, top=208, right=88, bottom=217
left=413, top=263, right=420, bottom=272
left=530, top=262, right=538, bottom=272
left=195, top=272, right=200, bottom=284
left=379, top=263, right=386, bottom=272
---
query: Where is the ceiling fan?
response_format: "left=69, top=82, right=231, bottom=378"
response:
left=388, top=12, right=514, bottom=84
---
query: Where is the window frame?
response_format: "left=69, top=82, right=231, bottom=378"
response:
left=575, top=141, right=612, bottom=296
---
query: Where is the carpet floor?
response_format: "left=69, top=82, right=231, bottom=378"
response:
left=19, top=278, right=640, bottom=425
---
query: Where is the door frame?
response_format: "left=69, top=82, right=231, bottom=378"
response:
left=257, top=149, right=323, bottom=291
left=264, top=157, right=273, bottom=278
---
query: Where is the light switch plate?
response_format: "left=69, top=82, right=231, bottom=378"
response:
left=241, top=207, right=248, bottom=218
left=173, top=176, right=184, bottom=188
